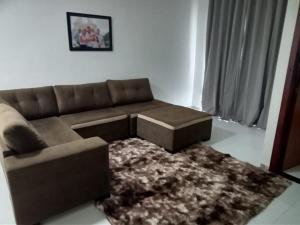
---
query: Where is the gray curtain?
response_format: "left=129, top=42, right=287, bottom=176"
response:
left=202, top=0, right=287, bottom=129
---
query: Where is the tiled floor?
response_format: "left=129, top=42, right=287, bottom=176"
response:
left=205, top=118, right=300, bottom=225
left=285, top=165, right=300, bottom=179
left=0, top=118, right=299, bottom=225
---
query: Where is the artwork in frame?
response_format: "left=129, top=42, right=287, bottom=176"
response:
left=66, top=12, right=113, bottom=51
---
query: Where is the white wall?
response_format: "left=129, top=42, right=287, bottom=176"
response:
left=191, top=0, right=209, bottom=109
left=0, top=0, right=194, bottom=106
left=262, top=0, right=300, bottom=167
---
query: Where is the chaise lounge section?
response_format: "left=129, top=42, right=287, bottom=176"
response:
left=137, top=105, right=212, bottom=152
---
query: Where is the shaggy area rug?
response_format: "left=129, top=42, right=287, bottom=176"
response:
left=96, top=138, right=290, bottom=225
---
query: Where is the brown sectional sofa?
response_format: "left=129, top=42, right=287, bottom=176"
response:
left=0, top=78, right=211, bottom=225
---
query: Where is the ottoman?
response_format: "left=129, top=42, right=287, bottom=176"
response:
left=137, top=105, right=212, bottom=152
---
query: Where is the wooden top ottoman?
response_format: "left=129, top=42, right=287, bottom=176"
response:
left=137, top=105, right=212, bottom=152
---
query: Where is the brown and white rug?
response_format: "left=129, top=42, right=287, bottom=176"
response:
left=96, top=138, right=290, bottom=225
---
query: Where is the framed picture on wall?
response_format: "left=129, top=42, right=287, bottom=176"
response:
left=66, top=12, right=113, bottom=51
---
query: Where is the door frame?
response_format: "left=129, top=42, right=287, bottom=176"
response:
left=269, top=6, right=300, bottom=183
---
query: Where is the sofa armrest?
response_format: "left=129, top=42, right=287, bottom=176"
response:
left=3, top=137, right=110, bottom=225
left=5, top=137, right=107, bottom=172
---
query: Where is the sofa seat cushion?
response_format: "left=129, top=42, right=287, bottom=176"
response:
left=30, top=117, right=82, bottom=147
left=54, top=82, right=113, bottom=115
left=0, top=103, right=48, bottom=154
left=59, top=108, right=127, bottom=130
left=107, top=78, right=154, bottom=105
left=138, top=105, right=212, bottom=129
left=116, top=100, right=171, bottom=116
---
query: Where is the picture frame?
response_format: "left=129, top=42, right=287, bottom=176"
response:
left=66, top=12, right=113, bottom=51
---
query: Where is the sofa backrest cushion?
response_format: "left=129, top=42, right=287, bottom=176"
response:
left=0, top=86, right=59, bottom=120
left=54, top=82, right=113, bottom=114
left=0, top=103, right=48, bottom=154
left=107, top=78, right=154, bottom=105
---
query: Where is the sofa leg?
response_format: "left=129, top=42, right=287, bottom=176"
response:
left=202, top=137, right=211, bottom=142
